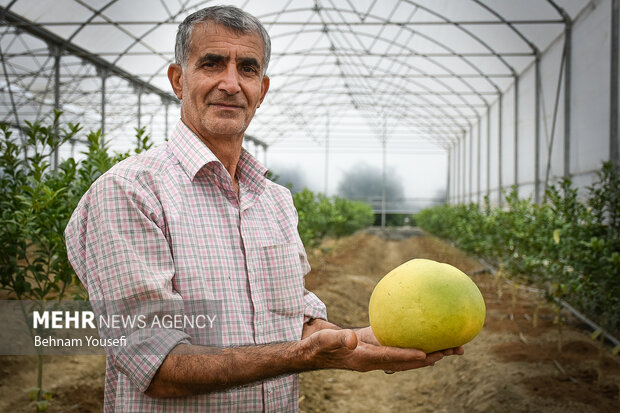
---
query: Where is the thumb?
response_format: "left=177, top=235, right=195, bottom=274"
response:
left=338, top=329, right=358, bottom=350
left=318, top=329, right=358, bottom=351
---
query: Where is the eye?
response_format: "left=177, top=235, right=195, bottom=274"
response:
left=242, top=65, right=258, bottom=74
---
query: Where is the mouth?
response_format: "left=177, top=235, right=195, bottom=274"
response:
left=209, top=102, right=244, bottom=110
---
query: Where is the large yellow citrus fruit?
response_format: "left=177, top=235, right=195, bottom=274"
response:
left=369, top=258, right=485, bottom=353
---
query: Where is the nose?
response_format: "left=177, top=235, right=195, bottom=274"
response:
left=218, top=63, right=241, bottom=95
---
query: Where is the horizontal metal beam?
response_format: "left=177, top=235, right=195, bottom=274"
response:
left=268, top=73, right=515, bottom=79
left=244, top=133, right=268, bottom=149
left=0, top=6, right=178, bottom=105
left=271, top=51, right=535, bottom=57
left=9, top=19, right=565, bottom=26
left=269, top=89, right=498, bottom=96
left=1, top=50, right=536, bottom=58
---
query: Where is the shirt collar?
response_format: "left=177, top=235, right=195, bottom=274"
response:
left=169, top=120, right=268, bottom=193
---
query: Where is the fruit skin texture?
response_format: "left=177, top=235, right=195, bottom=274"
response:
left=369, top=258, right=486, bottom=353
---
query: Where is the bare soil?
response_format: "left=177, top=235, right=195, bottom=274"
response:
left=0, top=227, right=618, bottom=412
left=299, top=228, right=619, bottom=413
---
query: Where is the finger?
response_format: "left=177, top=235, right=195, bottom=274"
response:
left=424, top=351, right=445, bottom=365
left=380, top=354, right=442, bottom=372
left=317, top=328, right=358, bottom=351
left=340, top=329, right=358, bottom=350
left=368, top=344, right=427, bottom=361
left=437, top=346, right=465, bottom=356
left=355, top=326, right=381, bottom=346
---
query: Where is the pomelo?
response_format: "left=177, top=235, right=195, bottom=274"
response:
left=368, top=258, right=485, bottom=353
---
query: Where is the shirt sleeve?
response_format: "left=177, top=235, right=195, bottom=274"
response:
left=293, top=232, right=328, bottom=323
left=65, top=170, right=190, bottom=393
left=303, top=289, right=328, bottom=322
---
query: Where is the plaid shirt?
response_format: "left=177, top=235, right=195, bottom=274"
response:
left=65, top=120, right=327, bottom=412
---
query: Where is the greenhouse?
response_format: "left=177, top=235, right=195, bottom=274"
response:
left=2, top=0, right=617, bottom=206
left=0, top=1, right=618, bottom=412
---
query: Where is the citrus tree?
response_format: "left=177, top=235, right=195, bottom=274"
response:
left=0, top=112, right=151, bottom=411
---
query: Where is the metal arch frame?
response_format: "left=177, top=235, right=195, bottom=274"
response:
left=313, top=0, right=483, bottom=133
left=0, top=7, right=178, bottom=101
left=0, top=4, right=180, bottom=153
left=264, top=26, right=485, bottom=143
left=258, top=76, right=470, bottom=147
left=0, top=0, right=591, bottom=205
left=262, top=3, right=507, bottom=126
left=2, top=1, right=553, bottom=119
left=314, top=7, right=503, bottom=102
left=408, top=0, right=572, bottom=205
left=3, top=2, right=552, bottom=177
left=281, top=1, right=528, bottom=206
left=260, top=0, right=532, bottom=199
left=399, top=0, right=524, bottom=205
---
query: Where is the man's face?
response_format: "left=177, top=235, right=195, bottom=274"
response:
left=168, top=23, right=269, bottom=142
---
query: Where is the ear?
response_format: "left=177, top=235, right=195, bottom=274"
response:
left=168, top=64, right=184, bottom=99
left=256, top=75, right=270, bottom=108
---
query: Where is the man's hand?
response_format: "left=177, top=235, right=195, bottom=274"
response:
left=147, top=320, right=464, bottom=398
left=300, top=323, right=464, bottom=373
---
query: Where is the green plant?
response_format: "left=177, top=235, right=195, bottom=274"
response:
left=0, top=113, right=152, bottom=411
left=293, top=189, right=374, bottom=248
left=416, top=162, right=620, bottom=338
left=0, top=113, right=81, bottom=411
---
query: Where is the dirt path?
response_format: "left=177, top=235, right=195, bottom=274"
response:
left=300, top=228, right=619, bottom=413
left=0, top=228, right=618, bottom=412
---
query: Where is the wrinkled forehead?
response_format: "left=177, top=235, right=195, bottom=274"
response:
left=188, top=22, right=265, bottom=64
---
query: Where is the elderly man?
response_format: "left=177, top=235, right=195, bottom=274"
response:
left=65, top=5, right=462, bottom=412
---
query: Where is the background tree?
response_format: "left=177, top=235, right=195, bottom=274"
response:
left=269, top=165, right=308, bottom=194
left=337, top=162, right=405, bottom=209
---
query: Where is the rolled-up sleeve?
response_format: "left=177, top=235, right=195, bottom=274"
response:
left=65, top=171, right=189, bottom=393
left=303, top=289, right=328, bottom=322
left=294, top=235, right=328, bottom=323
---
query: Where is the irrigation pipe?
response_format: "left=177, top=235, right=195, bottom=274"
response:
left=474, top=258, right=620, bottom=350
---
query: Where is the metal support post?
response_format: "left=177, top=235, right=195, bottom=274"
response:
left=564, top=20, right=573, bottom=177
left=514, top=76, right=519, bottom=195
left=462, top=132, right=466, bottom=204
left=457, top=139, right=460, bottom=203
left=52, top=44, right=61, bottom=170
left=324, top=111, right=329, bottom=195
left=498, top=94, right=504, bottom=207
left=97, top=67, right=107, bottom=141
left=381, top=117, right=387, bottom=227
left=455, top=137, right=459, bottom=203
left=535, top=53, right=541, bottom=203
left=611, top=0, right=619, bottom=165
left=469, top=126, right=473, bottom=204
left=137, top=86, right=143, bottom=131
left=462, top=133, right=466, bottom=204
left=446, top=148, right=451, bottom=205
left=164, top=101, right=169, bottom=138
left=486, top=109, right=491, bottom=202
left=477, top=118, right=481, bottom=205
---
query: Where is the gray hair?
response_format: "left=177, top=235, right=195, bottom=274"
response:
left=175, top=5, right=271, bottom=76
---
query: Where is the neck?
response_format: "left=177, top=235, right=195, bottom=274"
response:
left=183, top=121, right=244, bottom=180
left=201, top=134, right=243, bottom=180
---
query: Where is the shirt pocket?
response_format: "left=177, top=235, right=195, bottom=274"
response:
left=260, top=243, right=305, bottom=317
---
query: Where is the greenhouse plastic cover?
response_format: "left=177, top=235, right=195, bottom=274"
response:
left=0, top=0, right=608, bottom=205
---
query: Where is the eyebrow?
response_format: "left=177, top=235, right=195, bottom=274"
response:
left=196, top=53, right=261, bottom=70
left=239, top=57, right=260, bottom=69
left=196, top=53, right=223, bottom=68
